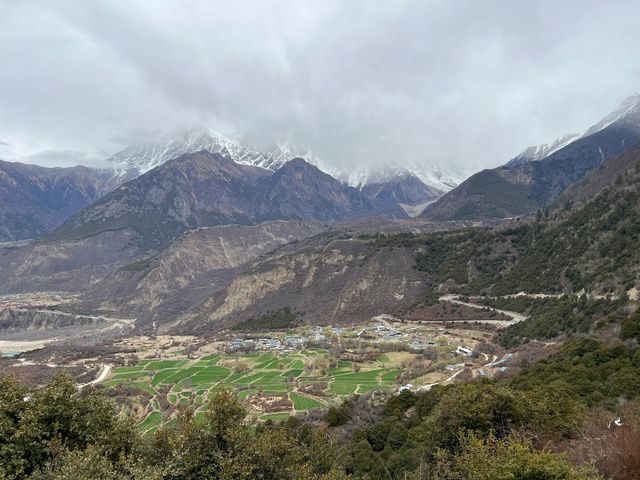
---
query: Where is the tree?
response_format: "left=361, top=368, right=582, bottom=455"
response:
left=621, top=312, right=640, bottom=341
left=0, top=373, right=137, bottom=480
left=427, top=432, right=602, bottom=480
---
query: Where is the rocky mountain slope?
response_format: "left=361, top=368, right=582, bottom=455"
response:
left=48, top=152, right=413, bottom=249
left=2, top=132, right=446, bottom=244
left=0, top=229, right=141, bottom=294
left=361, top=172, right=442, bottom=214
left=0, top=219, right=325, bottom=306
left=0, top=160, right=114, bottom=241
left=85, top=220, right=326, bottom=320
left=170, top=233, right=430, bottom=332
left=48, top=151, right=273, bottom=249
left=560, top=141, right=640, bottom=205
left=255, top=159, right=372, bottom=221
left=422, top=94, right=640, bottom=221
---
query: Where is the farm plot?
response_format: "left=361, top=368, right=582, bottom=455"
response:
left=290, top=392, right=325, bottom=410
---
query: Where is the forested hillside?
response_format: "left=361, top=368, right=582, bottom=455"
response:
left=373, top=154, right=640, bottom=299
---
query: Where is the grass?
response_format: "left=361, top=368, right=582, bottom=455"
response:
left=115, top=366, right=146, bottom=373
left=261, top=412, right=290, bottom=422
left=290, top=392, right=324, bottom=410
left=329, top=383, right=357, bottom=395
left=151, top=369, right=179, bottom=385
left=138, top=411, right=163, bottom=434
left=144, top=360, right=186, bottom=371
left=112, top=371, right=150, bottom=380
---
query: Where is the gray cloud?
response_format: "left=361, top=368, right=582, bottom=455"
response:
left=1, top=0, right=639, bottom=174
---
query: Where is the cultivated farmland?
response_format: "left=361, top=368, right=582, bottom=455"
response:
left=105, top=350, right=404, bottom=435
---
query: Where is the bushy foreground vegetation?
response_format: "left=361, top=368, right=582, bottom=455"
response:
left=340, top=337, right=640, bottom=479
left=511, top=338, right=640, bottom=407
left=5, top=334, right=640, bottom=480
left=0, top=374, right=347, bottom=480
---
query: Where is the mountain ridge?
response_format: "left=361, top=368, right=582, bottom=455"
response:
left=106, top=128, right=461, bottom=191
left=47, top=152, right=423, bottom=249
left=421, top=95, right=640, bottom=221
left=0, top=160, right=115, bottom=242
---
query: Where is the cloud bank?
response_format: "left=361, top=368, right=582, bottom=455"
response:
left=1, top=0, right=639, bottom=174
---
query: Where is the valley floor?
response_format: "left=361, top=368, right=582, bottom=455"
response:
left=1, top=292, right=575, bottom=435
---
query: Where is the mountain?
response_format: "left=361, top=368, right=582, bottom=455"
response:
left=49, top=152, right=390, bottom=249
left=329, top=162, right=463, bottom=192
left=0, top=160, right=114, bottom=242
left=361, top=172, right=442, bottom=215
left=144, top=142, right=640, bottom=332
left=561, top=141, right=640, bottom=205
left=506, top=132, right=581, bottom=167
left=179, top=232, right=429, bottom=332
left=107, top=129, right=308, bottom=184
left=5, top=113, right=640, bottom=334
left=49, top=151, right=270, bottom=249
left=107, top=128, right=458, bottom=193
left=422, top=94, right=640, bottom=221
left=1, top=132, right=443, bottom=244
left=255, top=158, right=373, bottom=221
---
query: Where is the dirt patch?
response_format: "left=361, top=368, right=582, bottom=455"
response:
left=0, top=361, right=94, bottom=388
left=248, top=393, right=293, bottom=413
left=298, top=382, right=330, bottom=397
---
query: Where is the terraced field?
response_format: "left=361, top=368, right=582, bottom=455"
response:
left=105, top=350, right=404, bottom=435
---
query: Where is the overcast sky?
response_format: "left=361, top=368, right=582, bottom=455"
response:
left=1, top=0, right=639, bottom=174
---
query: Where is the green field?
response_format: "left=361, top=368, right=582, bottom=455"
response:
left=107, top=351, right=404, bottom=431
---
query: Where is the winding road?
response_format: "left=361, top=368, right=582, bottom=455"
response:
left=78, top=364, right=112, bottom=390
left=439, top=294, right=528, bottom=327
left=417, top=368, right=465, bottom=392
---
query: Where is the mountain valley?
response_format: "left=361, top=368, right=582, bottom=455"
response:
left=3, top=95, right=640, bottom=480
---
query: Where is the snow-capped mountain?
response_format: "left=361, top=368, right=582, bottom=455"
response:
left=506, top=133, right=581, bottom=167
left=424, top=93, right=640, bottom=222
left=583, top=93, right=640, bottom=137
left=325, top=163, right=462, bottom=192
left=107, top=129, right=461, bottom=192
left=107, top=129, right=315, bottom=182
left=506, top=94, right=640, bottom=168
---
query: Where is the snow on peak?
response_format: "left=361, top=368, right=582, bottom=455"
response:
left=106, top=129, right=462, bottom=191
left=583, top=93, right=640, bottom=137
left=506, top=132, right=581, bottom=167
left=107, top=129, right=316, bottom=180
left=325, top=162, right=462, bottom=192
left=507, top=93, right=640, bottom=168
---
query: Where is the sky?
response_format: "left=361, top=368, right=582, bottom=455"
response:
left=1, top=0, right=639, bottom=175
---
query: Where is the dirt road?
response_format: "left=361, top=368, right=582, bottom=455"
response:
left=439, top=294, right=528, bottom=326
left=78, top=364, right=112, bottom=389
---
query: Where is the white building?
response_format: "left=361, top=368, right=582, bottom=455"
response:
left=456, top=346, right=474, bottom=357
